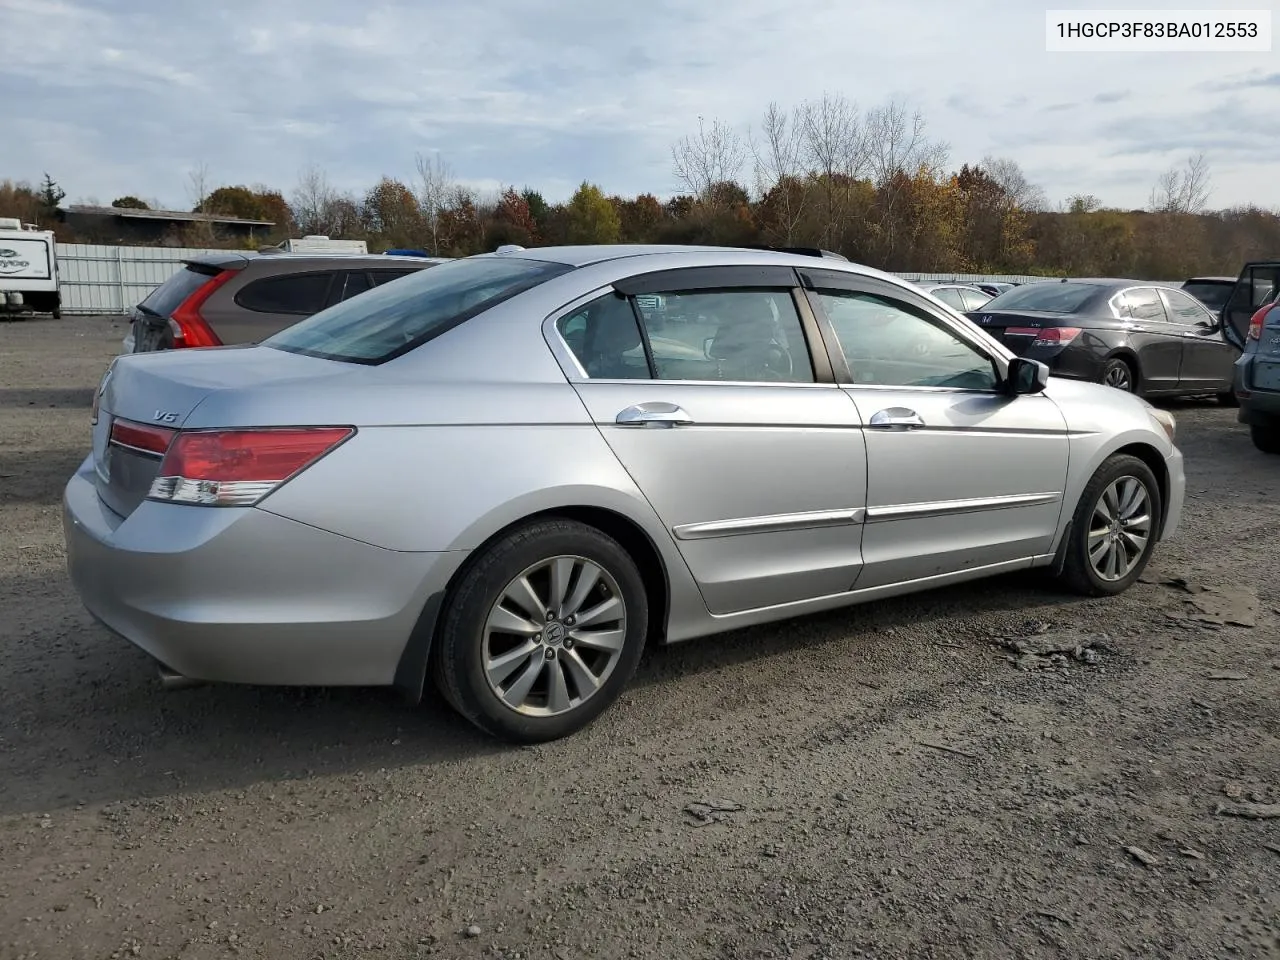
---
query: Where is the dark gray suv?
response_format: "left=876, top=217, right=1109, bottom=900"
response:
left=125, top=252, right=448, bottom=353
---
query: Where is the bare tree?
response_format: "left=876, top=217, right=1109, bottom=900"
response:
left=291, top=163, right=337, bottom=235
left=793, top=93, right=866, bottom=250
left=186, top=161, right=212, bottom=212
left=981, top=155, right=1047, bottom=212
left=414, top=151, right=455, bottom=255
left=864, top=100, right=948, bottom=185
left=749, top=102, right=809, bottom=244
left=1150, top=153, right=1211, bottom=214
left=671, top=116, right=746, bottom=201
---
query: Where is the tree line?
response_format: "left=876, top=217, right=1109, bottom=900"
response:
left=4, top=94, right=1279, bottom=280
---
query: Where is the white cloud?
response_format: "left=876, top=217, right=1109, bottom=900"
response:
left=2, top=0, right=1278, bottom=211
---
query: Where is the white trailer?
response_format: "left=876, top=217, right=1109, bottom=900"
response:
left=270, top=235, right=368, bottom=254
left=0, top=217, right=60, bottom=317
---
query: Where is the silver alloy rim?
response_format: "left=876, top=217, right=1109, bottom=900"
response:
left=483, top=555, right=627, bottom=717
left=1104, top=364, right=1132, bottom=391
left=1088, top=476, right=1151, bottom=581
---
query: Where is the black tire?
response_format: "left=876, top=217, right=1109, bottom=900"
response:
left=1217, top=391, right=1239, bottom=407
left=431, top=519, right=648, bottom=743
left=1250, top=424, right=1280, bottom=455
left=51, top=308, right=61, bottom=320
left=1100, top=357, right=1136, bottom=393
left=1059, top=454, right=1162, bottom=597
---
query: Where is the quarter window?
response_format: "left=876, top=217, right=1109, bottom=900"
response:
left=237, top=272, right=335, bottom=315
left=814, top=289, right=998, bottom=390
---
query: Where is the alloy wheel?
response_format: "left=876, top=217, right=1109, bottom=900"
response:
left=482, top=555, right=627, bottom=717
left=1087, top=476, right=1151, bottom=581
left=1104, top=364, right=1132, bottom=391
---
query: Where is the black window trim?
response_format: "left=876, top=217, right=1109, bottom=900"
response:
left=797, top=268, right=1010, bottom=389
left=234, top=269, right=340, bottom=316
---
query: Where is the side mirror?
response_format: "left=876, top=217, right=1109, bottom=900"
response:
left=1005, top=357, right=1049, bottom=395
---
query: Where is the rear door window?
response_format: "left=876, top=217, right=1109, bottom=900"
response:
left=1123, top=287, right=1168, bottom=323
left=339, top=271, right=372, bottom=301
left=236, top=272, right=336, bottom=315
left=959, top=288, right=992, bottom=311
left=931, top=288, right=967, bottom=310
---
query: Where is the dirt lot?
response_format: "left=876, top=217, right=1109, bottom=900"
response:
left=1, top=315, right=1277, bottom=960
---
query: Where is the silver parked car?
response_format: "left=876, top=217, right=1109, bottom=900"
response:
left=64, top=245, right=1185, bottom=742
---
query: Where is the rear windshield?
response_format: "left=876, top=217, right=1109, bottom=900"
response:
left=139, top=265, right=217, bottom=317
left=264, top=256, right=573, bottom=364
left=1181, top=281, right=1232, bottom=312
left=982, top=281, right=1101, bottom=314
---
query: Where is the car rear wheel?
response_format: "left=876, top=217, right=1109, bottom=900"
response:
left=432, top=519, right=648, bottom=743
left=1059, top=454, right=1161, bottom=597
left=1100, top=358, right=1135, bottom=393
left=1250, top=424, right=1280, bottom=454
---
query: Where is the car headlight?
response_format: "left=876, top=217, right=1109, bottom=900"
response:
left=1148, top=407, right=1176, bottom=443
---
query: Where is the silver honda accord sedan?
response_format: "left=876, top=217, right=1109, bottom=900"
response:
left=63, top=245, right=1185, bottom=742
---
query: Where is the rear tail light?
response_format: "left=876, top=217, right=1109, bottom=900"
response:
left=168, top=270, right=233, bottom=348
left=109, top=419, right=177, bottom=456
left=1246, top=304, right=1272, bottom=341
left=147, top=427, right=355, bottom=506
left=1005, top=326, right=1082, bottom=347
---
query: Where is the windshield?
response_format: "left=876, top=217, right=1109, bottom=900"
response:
left=1181, top=281, right=1232, bottom=313
left=982, top=281, right=1101, bottom=314
left=264, top=256, right=573, bottom=364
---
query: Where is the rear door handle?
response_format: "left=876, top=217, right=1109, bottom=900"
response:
left=868, top=407, right=925, bottom=430
left=616, top=401, right=695, bottom=428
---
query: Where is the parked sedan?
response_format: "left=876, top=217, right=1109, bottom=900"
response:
left=65, top=246, right=1184, bottom=742
left=967, top=278, right=1238, bottom=400
left=914, top=282, right=994, bottom=312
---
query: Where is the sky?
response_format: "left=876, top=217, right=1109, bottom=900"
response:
left=2, top=0, right=1278, bottom=213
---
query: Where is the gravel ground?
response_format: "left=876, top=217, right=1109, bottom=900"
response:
left=1, top=315, right=1278, bottom=960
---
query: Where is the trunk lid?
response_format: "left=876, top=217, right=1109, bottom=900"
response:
left=94, top=346, right=353, bottom=517
left=964, top=310, right=1076, bottom=352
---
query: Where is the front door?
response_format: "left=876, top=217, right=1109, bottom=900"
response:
left=798, top=268, right=1071, bottom=590
left=550, top=268, right=868, bottom=615
left=1158, top=287, right=1238, bottom=390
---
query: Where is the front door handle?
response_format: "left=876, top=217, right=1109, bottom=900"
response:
left=616, top=401, right=695, bottom=428
left=868, top=407, right=925, bottom=430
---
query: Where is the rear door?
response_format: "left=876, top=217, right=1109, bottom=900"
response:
left=1158, top=287, right=1238, bottom=390
left=551, top=265, right=869, bottom=615
left=1114, top=286, right=1181, bottom=393
left=799, top=268, right=1069, bottom=589
left=1222, top=262, right=1280, bottom=351
left=205, top=268, right=338, bottom=344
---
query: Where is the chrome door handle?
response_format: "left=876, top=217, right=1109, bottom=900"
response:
left=616, top=401, right=695, bottom=428
left=868, top=407, right=925, bottom=430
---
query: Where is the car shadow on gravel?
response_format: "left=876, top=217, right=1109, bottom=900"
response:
left=630, top=569, right=1091, bottom=688
left=0, top=386, right=95, bottom=409
left=0, top=448, right=88, bottom=503
left=0, top=569, right=1089, bottom=815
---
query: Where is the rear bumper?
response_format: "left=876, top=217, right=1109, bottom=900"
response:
left=62, top=455, right=463, bottom=686
left=1233, top=355, right=1280, bottom=424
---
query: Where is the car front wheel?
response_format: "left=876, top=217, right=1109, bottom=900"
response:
left=432, top=519, right=648, bottom=743
left=1059, top=454, right=1161, bottom=596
